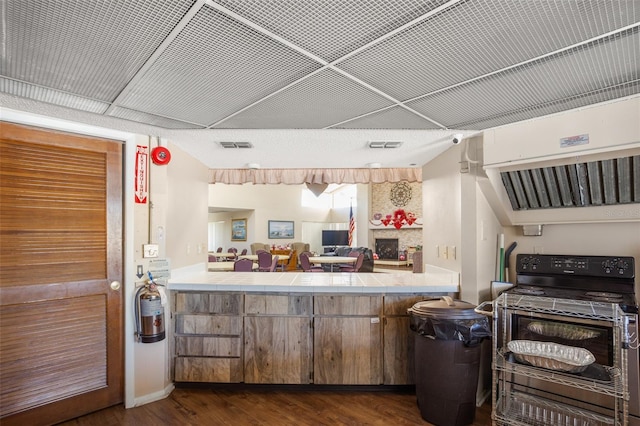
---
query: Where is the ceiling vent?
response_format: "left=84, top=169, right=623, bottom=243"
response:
left=219, top=141, right=253, bottom=148
left=368, top=141, right=403, bottom=149
left=500, top=155, right=640, bottom=210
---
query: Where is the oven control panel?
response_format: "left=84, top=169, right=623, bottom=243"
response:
left=516, top=254, right=635, bottom=278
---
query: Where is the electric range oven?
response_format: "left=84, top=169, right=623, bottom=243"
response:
left=496, top=254, right=638, bottom=425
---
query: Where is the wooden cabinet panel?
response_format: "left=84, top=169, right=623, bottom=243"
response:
left=175, top=336, right=242, bottom=357
left=175, top=314, right=242, bottom=335
left=244, top=316, right=311, bottom=384
left=245, top=294, right=311, bottom=315
left=383, top=316, right=414, bottom=385
left=384, top=294, right=438, bottom=316
left=174, top=357, right=243, bottom=383
left=175, top=292, right=242, bottom=315
left=314, top=317, right=382, bottom=385
left=314, top=295, right=382, bottom=316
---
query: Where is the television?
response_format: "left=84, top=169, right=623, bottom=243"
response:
left=322, top=230, right=349, bottom=246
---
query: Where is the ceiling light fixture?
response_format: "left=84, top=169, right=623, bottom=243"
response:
left=246, top=163, right=260, bottom=169
left=367, top=162, right=382, bottom=168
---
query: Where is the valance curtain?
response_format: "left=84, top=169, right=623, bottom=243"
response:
left=209, top=168, right=422, bottom=184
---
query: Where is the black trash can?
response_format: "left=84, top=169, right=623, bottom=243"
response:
left=408, top=296, right=491, bottom=426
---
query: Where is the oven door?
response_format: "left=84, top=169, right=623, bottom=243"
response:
left=499, top=309, right=622, bottom=418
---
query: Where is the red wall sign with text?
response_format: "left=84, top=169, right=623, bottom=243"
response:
left=135, top=145, right=148, bottom=204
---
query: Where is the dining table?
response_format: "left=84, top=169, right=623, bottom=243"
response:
left=307, top=256, right=357, bottom=272
left=239, top=254, right=291, bottom=271
left=208, top=262, right=258, bottom=271
left=239, top=254, right=290, bottom=262
left=209, top=252, right=239, bottom=260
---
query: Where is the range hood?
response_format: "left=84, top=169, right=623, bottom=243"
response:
left=479, top=97, right=640, bottom=226
left=500, top=155, right=640, bottom=211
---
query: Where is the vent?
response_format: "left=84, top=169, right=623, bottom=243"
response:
left=219, top=141, right=253, bottom=148
left=500, top=155, right=640, bottom=210
left=368, top=141, right=403, bottom=148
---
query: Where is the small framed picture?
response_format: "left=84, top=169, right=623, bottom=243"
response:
left=268, top=220, right=294, bottom=239
left=231, top=218, right=247, bottom=241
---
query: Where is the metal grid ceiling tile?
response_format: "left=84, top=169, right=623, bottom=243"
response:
left=0, top=78, right=110, bottom=114
left=1, top=0, right=195, bottom=101
left=213, top=0, right=450, bottom=62
left=460, top=81, right=640, bottom=130
left=332, top=106, right=441, bottom=130
left=108, top=107, right=206, bottom=130
left=118, top=5, right=323, bottom=126
left=406, top=29, right=640, bottom=129
left=215, top=70, right=395, bottom=128
left=337, top=0, right=640, bottom=102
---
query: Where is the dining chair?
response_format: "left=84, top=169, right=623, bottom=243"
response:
left=339, top=253, right=364, bottom=272
left=240, top=248, right=248, bottom=256
left=228, top=247, right=238, bottom=260
left=299, top=252, right=323, bottom=272
left=257, top=251, right=273, bottom=272
left=233, top=258, right=254, bottom=272
left=336, top=250, right=360, bottom=269
left=208, top=254, right=217, bottom=262
left=268, top=255, right=280, bottom=272
left=216, top=247, right=223, bottom=253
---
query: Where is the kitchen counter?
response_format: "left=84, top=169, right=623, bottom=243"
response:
left=168, top=264, right=459, bottom=294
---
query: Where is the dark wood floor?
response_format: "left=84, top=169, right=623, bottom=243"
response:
left=58, top=387, right=492, bottom=425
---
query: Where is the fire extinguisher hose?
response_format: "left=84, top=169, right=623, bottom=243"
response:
left=134, top=285, right=145, bottom=342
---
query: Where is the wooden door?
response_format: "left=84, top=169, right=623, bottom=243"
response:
left=0, top=122, right=123, bottom=425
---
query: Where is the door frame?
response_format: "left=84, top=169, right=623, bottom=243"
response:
left=2, top=109, right=139, bottom=408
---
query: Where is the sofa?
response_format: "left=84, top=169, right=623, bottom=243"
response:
left=333, top=246, right=374, bottom=272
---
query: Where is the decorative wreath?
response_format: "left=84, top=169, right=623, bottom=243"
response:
left=390, top=182, right=411, bottom=207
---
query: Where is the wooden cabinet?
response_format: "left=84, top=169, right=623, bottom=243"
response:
left=172, top=291, right=452, bottom=386
left=313, top=295, right=383, bottom=385
left=270, top=249, right=297, bottom=271
left=244, top=294, right=312, bottom=384
left=174, top=292, right=243, bottom=383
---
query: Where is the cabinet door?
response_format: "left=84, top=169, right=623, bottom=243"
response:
left=314, top=317, right=382, bottom=385
left=244, top=316, right=311, bottom=384
left=383, top=316, right=414, bottom=384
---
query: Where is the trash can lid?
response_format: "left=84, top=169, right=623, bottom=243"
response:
left=408, top=296, right=482, bottom=320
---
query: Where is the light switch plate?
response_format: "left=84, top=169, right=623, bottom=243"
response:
left=143, top=244, right=159, bottom=258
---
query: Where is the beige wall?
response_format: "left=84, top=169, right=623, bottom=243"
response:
left=166, top=143, right=209, bottom=268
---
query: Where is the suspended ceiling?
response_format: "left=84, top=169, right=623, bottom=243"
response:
left=1, top=0, right=639, bottom=169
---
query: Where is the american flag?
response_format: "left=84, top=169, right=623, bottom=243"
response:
left=348, top=204, right=354, bottom=246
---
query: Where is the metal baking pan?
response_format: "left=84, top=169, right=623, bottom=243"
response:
left=527, top=321, right=600, bottom=340
left=507, top=340, right=596, bottom=373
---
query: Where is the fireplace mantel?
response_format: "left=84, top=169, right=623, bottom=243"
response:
left=369, top=219, right=422, bottom=229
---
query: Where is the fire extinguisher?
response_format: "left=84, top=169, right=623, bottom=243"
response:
left=135, top=272, right=166, bottom=343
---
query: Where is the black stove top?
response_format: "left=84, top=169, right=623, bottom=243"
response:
left=511, top=254, right=638, bottom=315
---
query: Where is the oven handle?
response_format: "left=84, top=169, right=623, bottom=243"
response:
left=474, top=301, right=494, bottom=317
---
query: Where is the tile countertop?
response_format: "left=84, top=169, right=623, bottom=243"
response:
left=167, top=264, right=459, bottom=294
